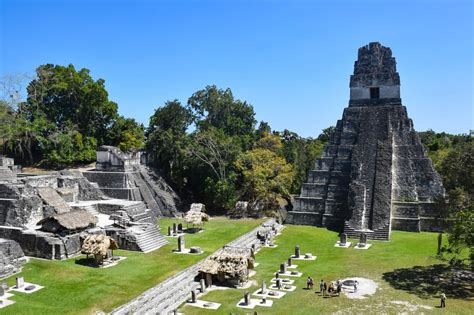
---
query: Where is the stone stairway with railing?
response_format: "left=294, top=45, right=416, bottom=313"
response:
left=111, top=218, right=280, bottom=315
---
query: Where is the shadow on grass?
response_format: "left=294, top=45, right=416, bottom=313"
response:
left=382, top=264, right=474, bottom=300
left=75, top=258, right=98, bottom=267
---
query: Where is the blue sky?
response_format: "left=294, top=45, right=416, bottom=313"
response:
left=1, top=0, right=472, bottom=137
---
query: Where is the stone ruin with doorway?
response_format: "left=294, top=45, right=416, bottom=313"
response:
left=287, top=42, right=445, bottom=240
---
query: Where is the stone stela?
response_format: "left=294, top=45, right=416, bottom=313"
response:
left=280, top=263, right=287, bottom=274
left=261, top=281, right=267, bottom=294
left=178, top=235, right=185, bottom=252
left=16, top=277, right=24, bottom=289
left=190, top=290, right=196, bottom=303
left=340, top=233, right=347, bottom=245
left=244, top=291, right=250, bottom=306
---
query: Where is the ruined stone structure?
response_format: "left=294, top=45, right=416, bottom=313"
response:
left=287, top=42, right=444, bottom=240
left=83, top=146, right=182, bottom=220
left=0, top=157, right=168, bottom=263
left=0, top=238, right=27, bottom=278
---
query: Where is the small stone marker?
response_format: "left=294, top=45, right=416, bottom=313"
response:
left=178, top=235, right=185, bottom=252
left=340, top=233, right=347, bottom=245
left=200, top=278, right=206, bottom=293
left=275, top=272, right=279, bottom=279
left=261, top=280, right=267, bottom=294
left=178, top=223, right=183, bottom=232
left=287, top=257, right=292, bottom=266
left=244, top=291, right=250, bottom=306
left=173, top=223, right=177, bottom=235
left=295, top=245, right=300, bottom=258
left=16, top=276, right=24, bottom=288
left=280, top=262, right=287, bottom=274
left=190, top=290, right=197, bottom=303
left=167, top=226, right=172, bottom=236
left=359, top=233, right=367, bottom=246
left=276, top=279, right=282, bottom=290
left=261, top=297, right=267, bottom=304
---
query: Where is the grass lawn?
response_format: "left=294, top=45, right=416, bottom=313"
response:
left=1, top=217, right=263, bottom=315
left=181, top=225, right=473, bottom=314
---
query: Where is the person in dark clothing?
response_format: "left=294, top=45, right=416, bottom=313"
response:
left=440, top=293, right=446, bottom=308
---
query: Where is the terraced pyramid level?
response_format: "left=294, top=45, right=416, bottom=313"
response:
left=286, top=42, right=444, bottom=240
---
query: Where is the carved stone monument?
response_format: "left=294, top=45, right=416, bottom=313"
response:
left=287, top=257, right=292, bottom=267
left=173, top=223, right=178, bottom=235
left=16, top=276, right=24, bottom=288
left=190, top=290, right=196, bottom=303
left=178, top=235, right=185, bottom=252
left=261, top=280, right=267, bottom=294
left=286, top=42, right=445, bottom=240
left=244, top=291, right=250, bottom=306
left=340, top=233, right=347, bottom=245
left=295, top=245, right=300, bottom=258
left=359, top=233, right=367, bottom=246
left=280, top=262, right=287, bottom=274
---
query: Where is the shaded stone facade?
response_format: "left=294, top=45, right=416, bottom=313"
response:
left=286, top=42, right=444, bottom=239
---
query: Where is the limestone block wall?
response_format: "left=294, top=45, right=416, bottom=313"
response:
left=0, top=226, right=81, bottom=260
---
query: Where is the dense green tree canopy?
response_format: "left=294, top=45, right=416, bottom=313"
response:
left=1, top=65, right=143, bottom=166
left=23, top=64, right=119, bottom=143
left=188, top=85, right=256, bottom=137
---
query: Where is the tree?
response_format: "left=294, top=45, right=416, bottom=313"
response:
left=187, top=128, right=240, bottom=183
left=317, top=126, right=335, bottom=142
left=235, top=147, right=293, bottom=209
left=146, top=100, right=193, bottom=187
left=23, top=64, right=118, bottom=143
left=437, top=142, right=474, bottom=266
left=281, top=129, right=325, bottom=194
left=107, top=116, right=144, bottom=151
left=188, top=85, right=256, bottom=139
left=42, top=128, right=96, bottom=166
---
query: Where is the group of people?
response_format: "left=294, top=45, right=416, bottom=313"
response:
left=320, top=279, right=344, bottom=297
left=306, top=277, right=362, bottom=297
left=306, top=277, right=347, bottom=297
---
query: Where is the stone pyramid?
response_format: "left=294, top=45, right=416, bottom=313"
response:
left=286, top=42, right=444, bottom=240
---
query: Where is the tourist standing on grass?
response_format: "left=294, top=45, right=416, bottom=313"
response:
left=307, top=277, right=311, bottom=289
left=319, top=280, right=324, bottom=294
left=440, top=293, right=446, bottom=308
left=337, top=281, right=342, bottom=296
left=323, top=281, right=327, bottom=296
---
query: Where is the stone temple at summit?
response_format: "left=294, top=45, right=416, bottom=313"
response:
left=286, top=42, right=444, bottom=240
